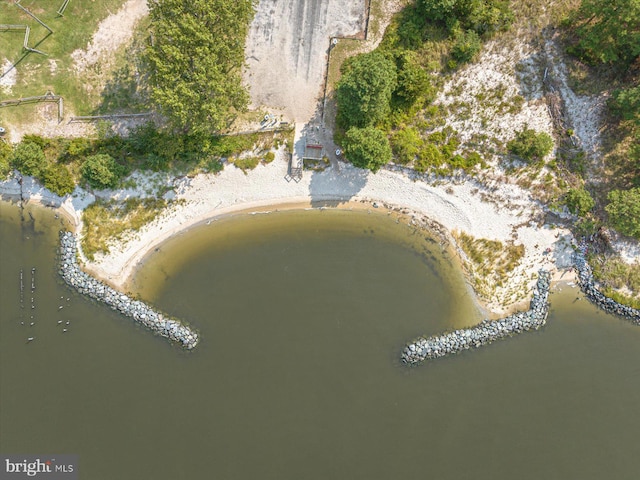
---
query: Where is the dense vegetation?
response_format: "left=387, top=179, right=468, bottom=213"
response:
left=1, top=126, right=288, bottom=195
left=144, top=0, right=254, bottom=134
left=335, top=0, right=514, bottom=174
left=564, top=0, right=640, bottom=240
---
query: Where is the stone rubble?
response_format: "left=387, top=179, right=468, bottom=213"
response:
left=573, top=241, right=640, bottom=324
left=58, top=231, right=199, bottom=349
left=402, top=270, right=551, bottom=365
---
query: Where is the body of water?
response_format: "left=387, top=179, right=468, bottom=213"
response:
left=1, top=202, right=639, bottom=479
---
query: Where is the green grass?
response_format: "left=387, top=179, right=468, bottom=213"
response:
left=454, top=231, right=525, bottom=299
left=0, top=0, right=133, bottom=114
left=81, top=198, right=167, bottom=260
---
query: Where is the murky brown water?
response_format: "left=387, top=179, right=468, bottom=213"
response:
left=2, top=201, right=640, bottom=479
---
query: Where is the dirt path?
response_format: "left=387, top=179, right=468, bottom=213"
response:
left=244, top=0, right=367, bottom=123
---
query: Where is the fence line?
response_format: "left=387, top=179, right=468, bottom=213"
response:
left=0, top=92, right=63, bottom=122
left=15, top=1, right=53, bottom=33
left=57, top=0, right=71, bottom=16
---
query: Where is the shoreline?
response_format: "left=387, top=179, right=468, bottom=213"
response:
left=1, top=159, right=575, bottom=315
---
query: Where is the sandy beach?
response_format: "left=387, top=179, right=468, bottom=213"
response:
left=1, top=153, right=576, bottom=315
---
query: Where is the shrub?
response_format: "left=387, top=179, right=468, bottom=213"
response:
left=66, top=137, right=91, bottom=158
left=342, top=126, right=393, bottom=172
left=450, top=29, right=481, bottom=63
left=0, top=142, right=12, bottom=177
left=391, top=127, right=423, bottom=164
left=233, top=156, right=260, bottom=172
left=264, top=151, right=275, bottom=163
left=565, top=187, right=595, bottom=216
left=12, top=141, right=47, bottom=177
left=606, top=188, right=640, bottom=238
left=43, top=164, right=76, bottom=196
left=507, top=126, right=553, bottom=162
left=81, top=153, right=124, bottom=189
left=415, top=143, right=444, bottom=172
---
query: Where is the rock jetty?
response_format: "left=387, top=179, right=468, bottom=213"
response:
left=573, top=242, right=640, bottom=324
left=58, top=231, right=199, bottom=349
left=402, top=270, right=551, bottom=365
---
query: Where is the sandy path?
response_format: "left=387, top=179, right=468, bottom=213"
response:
left=244, top=0, right=366, bottom=122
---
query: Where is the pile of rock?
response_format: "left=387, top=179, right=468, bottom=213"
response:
left=574, top=242, right=640, bottom=324
left=58, top=231, right=199, bottom=349
left=402, top=270, right=551, bottom=365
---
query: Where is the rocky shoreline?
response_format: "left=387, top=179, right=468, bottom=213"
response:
left=58, top=231, right=199, bottom=349
left=402, top=270, right=551, bottom=365
left=574, top=242, right=640, bottom=324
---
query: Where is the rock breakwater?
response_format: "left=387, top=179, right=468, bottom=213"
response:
left=574, top=242, right=640, bottom=324
left=59, top=231, right=199, bottom=349
left=402, top=270, right=551, bottom=365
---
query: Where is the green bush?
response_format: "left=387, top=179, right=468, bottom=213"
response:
left=565, top=187, right=595, bottom=216
left=0, top=142, right=12, bottom=177
left=507, top=126, right=553, bottom=162
left=391, top=127, right=423, bottom=164
left=606, top=188, right=640, bottom=238
left=81, top=153, right=125, bottom=189
left=415, top=143, right=444, bottom=172
left=264, top=151, right=275, bottom=163
left=342, top=126, right=393, bottom=172
left=43, top=164, right=76, bottom=196
left=450, top=29, right=481, bottom=63
left=66, top=137, right=91, bottom=158
left=419, top=0, right=513, bottom=35
left=12, top=141, right=47, bottom=177
left=233, top=156, right=260, bottom=172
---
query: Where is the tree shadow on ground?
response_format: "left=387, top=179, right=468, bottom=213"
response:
left=300, top=103, right=369, bottom=206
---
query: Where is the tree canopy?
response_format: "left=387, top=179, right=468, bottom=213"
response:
left=342, top=126, right=393, bottom=172
left=144, top=0, right=254, bottom=134
left=565, top=187, right=595, bottom=216
left=336, top=51, right=397, bottom=129
left=567, top=0, right=640, bottom=67
left=419, top=0, right=513, bottom=35
left=81, top=154, right=124, bottom=190
left=606, top=188, right=640, bottom=238
left=12, top=141, right=46, bottom=177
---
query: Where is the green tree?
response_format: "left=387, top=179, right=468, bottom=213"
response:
left=567, top=0, right=640, bottom=67
left=336, top=51, right=397, bottom=129
left=144, top=0, right=254, bottom=134
left=81, top=154, right=124, bottom=189
left=565, top=187, right=595, bottom=216
left=420, top=0, right=513, bottom=35
left=342, top=126, right=393, bottom=172
left=43, top=164, right=76, bottom=196
left=606, top=188, right=640, bottom=238
left=393, top=51, right=434, bottom=110
left=610, top=85, right=640, bottom=126
left=12, top=141, right=46, bottom=177
left=507, top=126, right=554, bottom=162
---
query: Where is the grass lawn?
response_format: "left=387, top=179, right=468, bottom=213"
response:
left=0, top=0, right=131, bottom=116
